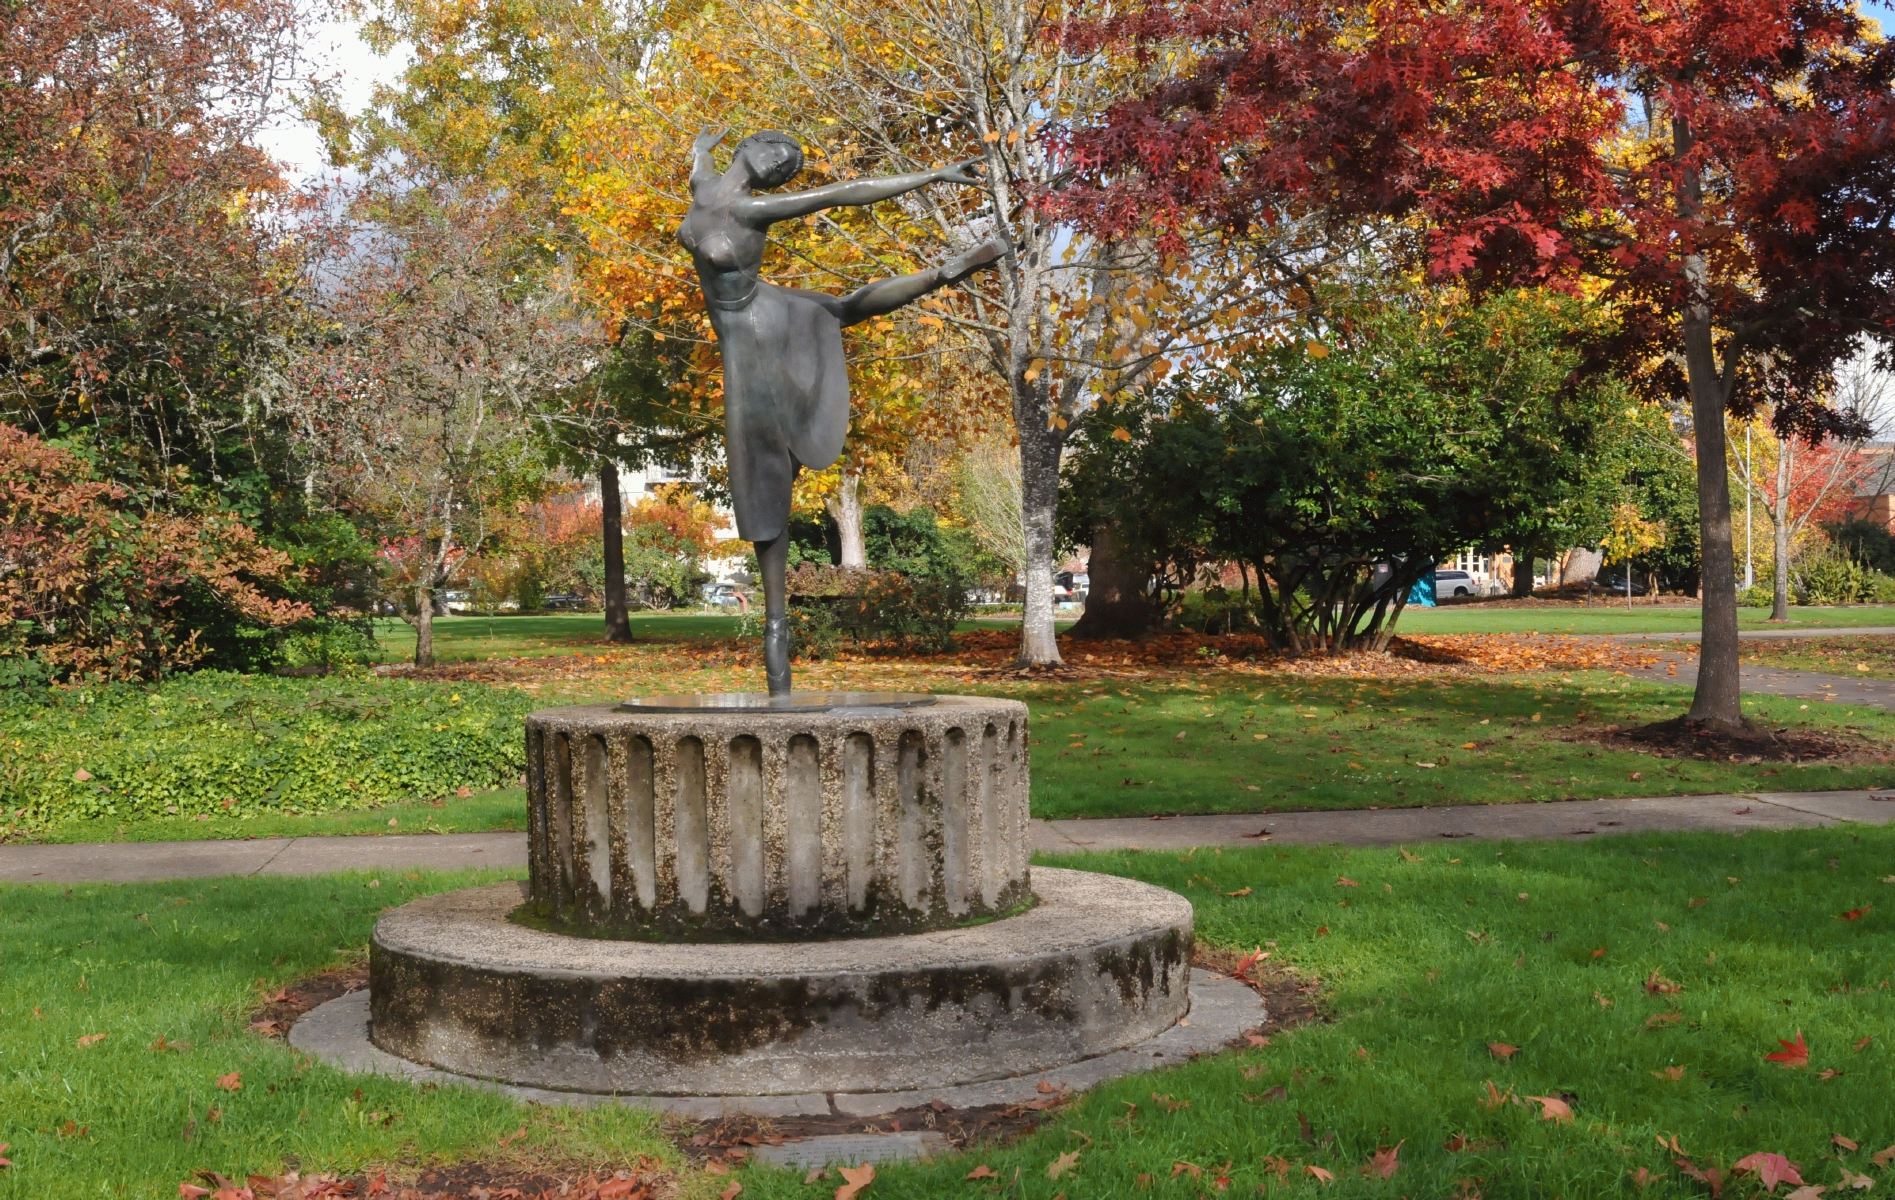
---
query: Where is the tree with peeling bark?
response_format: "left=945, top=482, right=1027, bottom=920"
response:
left=1058, top=0, right=1895, bottom=727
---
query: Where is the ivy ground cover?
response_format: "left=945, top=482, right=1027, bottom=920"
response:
left=0, top=673, right=531, bottom=839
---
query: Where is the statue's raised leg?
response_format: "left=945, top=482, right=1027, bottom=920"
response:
left=834, top=236, right=1011, bottom=327
left=756, top=535, right=792, bottom=695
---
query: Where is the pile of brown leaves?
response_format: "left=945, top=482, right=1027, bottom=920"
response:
left=383, top=630, right=1661, bottom=701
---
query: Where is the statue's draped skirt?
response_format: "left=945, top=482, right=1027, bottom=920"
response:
left=709, top=282, right=849, bottom=543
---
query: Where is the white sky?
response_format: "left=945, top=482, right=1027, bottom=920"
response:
left=255, top=17, right=411, bottom=184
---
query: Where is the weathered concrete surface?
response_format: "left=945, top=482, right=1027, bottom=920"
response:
left=290, top=971, right=1262, bottom=1117
left=0, top=833, right=524, bottom=885
left=367, top=866, right=1191, bottom=1095
left=525, top=697, right=1032, bottom=939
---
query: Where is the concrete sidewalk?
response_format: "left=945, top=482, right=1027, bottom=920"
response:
left=0, top=832, right=524, bottom=885
left=1034, top=788, right=1895, bottom=853
left=5, top=790, right=1893, bottom=885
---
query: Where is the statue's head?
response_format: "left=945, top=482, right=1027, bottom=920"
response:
left=735, top=131, right=804, bottom=189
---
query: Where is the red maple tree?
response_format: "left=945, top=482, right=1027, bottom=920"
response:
left=1057, top=0, right=1895, bottom=726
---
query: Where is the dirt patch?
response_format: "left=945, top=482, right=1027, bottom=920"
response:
left=184, top=1161, right=663, bottom=1199
left=246, top=959, right=369, bottom=1039
left=1589, top=716, right=1895, bottom=764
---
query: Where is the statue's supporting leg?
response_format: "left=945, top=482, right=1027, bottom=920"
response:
left=835, top=236, right=1012, bottom=327
left=757, top=535, right=792, bottom=695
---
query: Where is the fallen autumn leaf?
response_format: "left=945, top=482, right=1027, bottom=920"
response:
left=1765, top=1032, right=1810, bottom=1069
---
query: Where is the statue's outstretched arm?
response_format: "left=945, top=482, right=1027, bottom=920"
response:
left=736, top=159, right=983, bottom=226
left=690, top=128, right=727, bottom=196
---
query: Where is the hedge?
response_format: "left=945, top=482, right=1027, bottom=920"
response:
left=0, top=672, right=533, bottom=830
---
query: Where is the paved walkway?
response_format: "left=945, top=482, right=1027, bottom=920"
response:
left=1616, top=625, right=1895, bottom=641
left=5, top=790, right=1893, bottom=884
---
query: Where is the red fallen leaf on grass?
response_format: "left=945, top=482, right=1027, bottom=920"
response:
left=1224, top=887, right=1252, bottom=897
left=1689, top=897, right=1709, bottom=908
left=76, top=1033, right=106, bottom=1048
left=1764, top=1032, right=1809, bottom=1069
left=1839, top=905, right=1873, bottom=921
left=1171, top=1161, right=1203, bottom=1179
left=1834, top=1135, right=1860, bottom=1152
left=215, top=1072, right=241, bottom=1092
left=1244, top=1031, right=1271, bottom=1047
left=1675, top=1158, right=1726, bottom=1198
left=1336, top=877, right=1359, bottom=887
left=261, top=989, right=297, bottom=1004
left=0, top=1144, right=10, bottom=1169
left=178, top=1187, right=211, bottom=1199
left=1487, top=1043, right=1520, bottom=1059
left=1527, top=1095, right=1574, bottom=1123
left=719, top=1182, right=742, bottom=1200
left=1366, top=1142, right=1404, bottom=1179
left=1046, top=1150, right=1080, bottom=1180
left=1305, top=1165, right=1335, bottom=1185
left=1592, top=947, right=1607, bottom=958
left=1315, top=926, right=1329, bottom=936
left=1732, top=1153, right=1804, bottom=1193
left=1855, top=1037, right=1874, bottom=1051
left=1873, top=1146, right=1895, bottom=1168
left=1646, top=970, right=1682, bottom=995
left=965, top=1166, right=996, bottom=1180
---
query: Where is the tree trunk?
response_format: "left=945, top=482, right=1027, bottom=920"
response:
left=1675, top=117, right=1744, bottom=728
left=1510, top=546, right=1537, bottom=598
left=1016, top=420, right=1064, bottom=665
left=825, top=470, right=867, bottom=569
left=600, top=458, right=634, bottom=642
left=413, top=582, right=435, bottom=668
left=1771, top=443, right=1792, bottom=621
left=1068, top=522, right=1153, bottom=639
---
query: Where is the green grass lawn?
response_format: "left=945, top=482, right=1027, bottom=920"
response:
left=1739, top=635, right=1895, bottom=682
left=368, top=611, right=744, bottom=662
left=1399, top=603, right=1895, bottom=636
left=0, top=867, right=674, bottom=1200
left=1027, top=672, right=1895, bottom=818
left=774, top=826, right=1895, bottom=1200
left=7, top=829, right=1893, bottom=1198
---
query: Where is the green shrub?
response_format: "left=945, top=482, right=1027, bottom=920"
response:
left=0, top=672, right=532, bottom=832
left=781, top=563, right=968, bottom=655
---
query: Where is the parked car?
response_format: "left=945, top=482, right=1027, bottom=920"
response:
left=542, top=592, right=588, bottom=610
left=702, top=583, right=746, bottom=609
left=1596, top=574, right=1649, bottom=596
left=1434, top=569, right=1478, bottom=598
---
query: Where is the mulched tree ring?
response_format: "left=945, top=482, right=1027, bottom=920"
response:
left=1594, top=716, right=1895, bottom=765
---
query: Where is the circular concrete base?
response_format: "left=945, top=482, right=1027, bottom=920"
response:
left=368, top=867, right=1191, bottom=1096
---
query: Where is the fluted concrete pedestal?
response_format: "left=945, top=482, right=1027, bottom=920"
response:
left=366, top=693, right=1197, bottom=1096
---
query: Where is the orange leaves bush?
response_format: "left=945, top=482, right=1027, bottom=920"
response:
left=0, top=424, right=309, bottom=682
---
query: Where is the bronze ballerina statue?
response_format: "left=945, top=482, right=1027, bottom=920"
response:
left=678, top=128, right=1008, bottom=695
